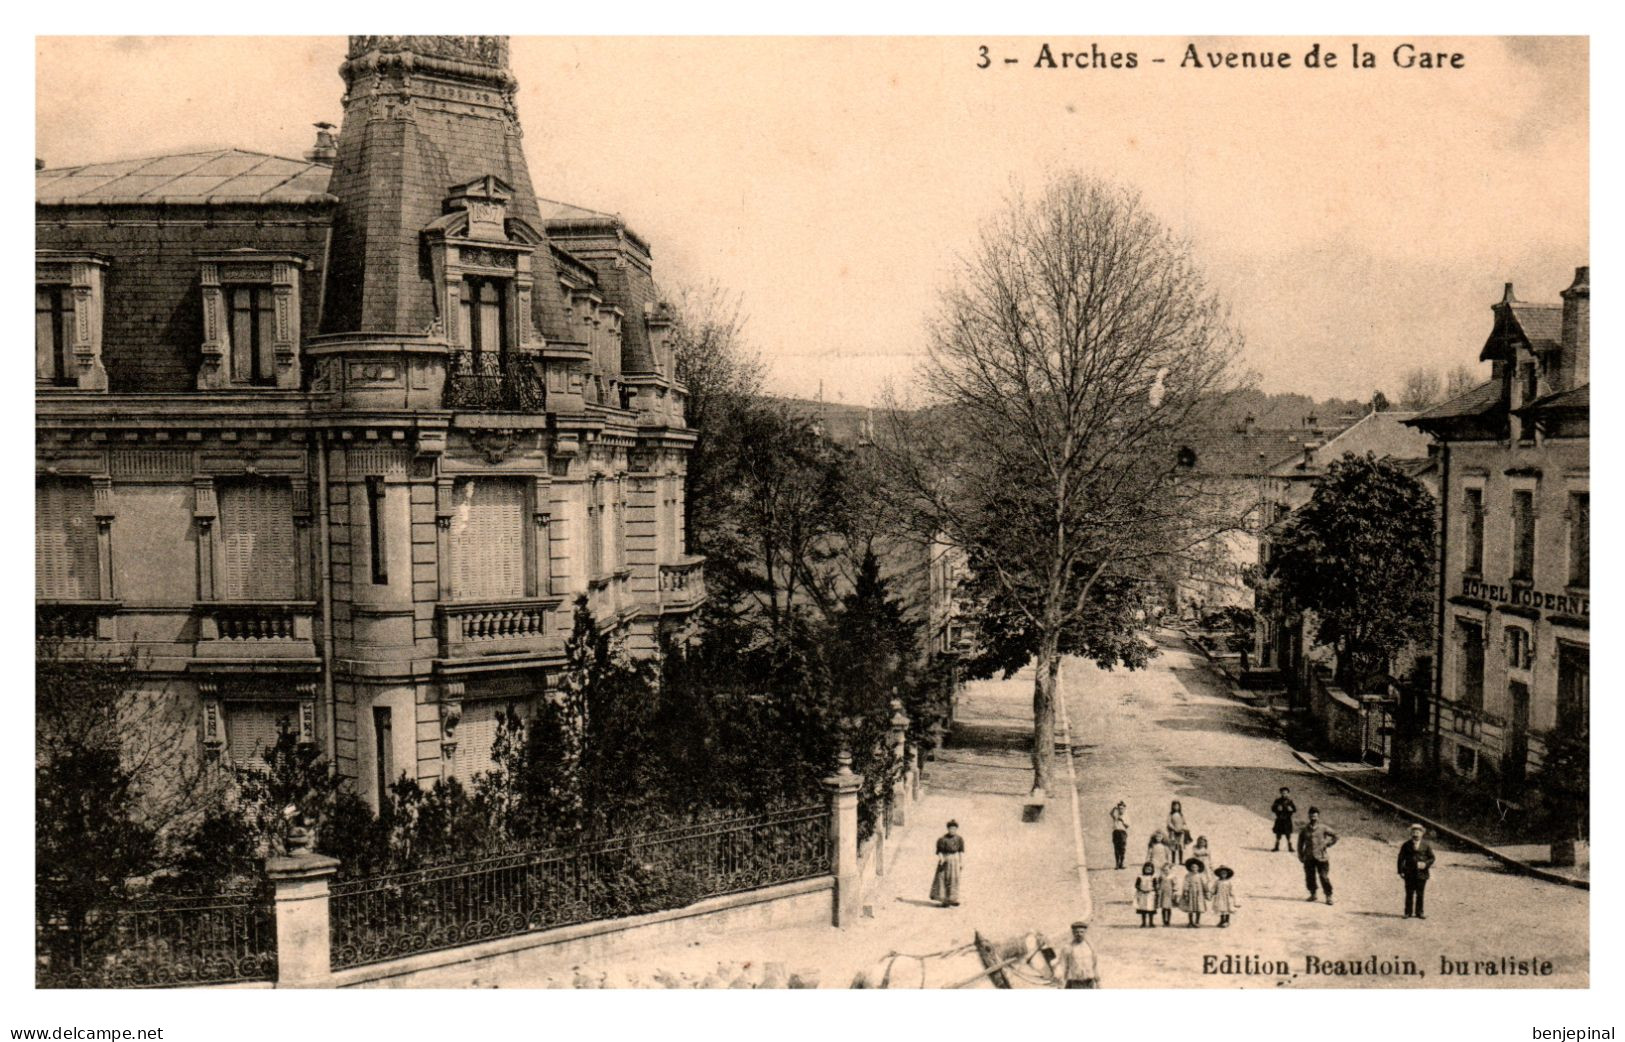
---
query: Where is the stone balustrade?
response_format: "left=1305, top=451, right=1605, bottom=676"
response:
left=437, top=598, right=560, bottom=658
left=658, top=556, right=706, bottom=612
left=195, top=602, right=317, bottom=658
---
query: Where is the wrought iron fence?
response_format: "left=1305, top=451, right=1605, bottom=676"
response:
left=36, top=886, right=277, bottom=988
left=443, top=350, right=545, bottom=412
left=329, top=805, right=829, bottom=970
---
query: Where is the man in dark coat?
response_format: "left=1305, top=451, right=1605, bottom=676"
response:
left=1297, top=807, right=1338, bottom=904
left=1397, top=823, right=1436, bottom=919
left=1271, top=787, right=1297, bottom=852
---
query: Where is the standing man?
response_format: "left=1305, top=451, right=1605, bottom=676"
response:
left=1060, top=922, right=1100, bottom=988
left=1397, top=823, right=1436, bottom=919
left=1271, top=787, right=1297, bottom=852
left=1110, top=801, right=1130, bottom=869
left=1297, top=807, right=1338, bottom=905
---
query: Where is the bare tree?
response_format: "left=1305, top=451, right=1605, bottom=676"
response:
left=665, top=281, right=767, bottom=559
left=877, top=173, right=1242, bottom=795
left=1398, top=367, right=1442, bottom=410
left=1444, top=362, right=1481, bottom=401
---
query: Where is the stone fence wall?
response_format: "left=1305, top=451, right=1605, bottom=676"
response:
left=251, top=706, right=925, bottom=988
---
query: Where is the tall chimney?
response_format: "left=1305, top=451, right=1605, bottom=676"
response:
left=304, top=122, right=338, bottom=166
left=1561, top=265, right=1589, bottom=389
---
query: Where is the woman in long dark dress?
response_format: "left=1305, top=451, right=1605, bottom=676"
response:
left=930, top=820, right=964, bottom=907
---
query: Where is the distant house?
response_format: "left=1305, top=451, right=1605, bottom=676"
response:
left=1165, top=415, right=1352, bottom=618
left=1406, top=269, right=1588, bottom=802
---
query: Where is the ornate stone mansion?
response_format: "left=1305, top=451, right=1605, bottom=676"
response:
left=35, top=36, right=703, bottom=808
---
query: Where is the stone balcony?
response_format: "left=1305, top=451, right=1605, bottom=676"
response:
left=37, top=600, right=121, bottom=641
left=194, top=601, right=318, bottom=659
left=657, top=556, right=706, bottom=614
left=437, top=597, right=564, bottom=658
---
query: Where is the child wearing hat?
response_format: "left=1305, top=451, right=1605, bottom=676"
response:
left=1133, top=861, right=1158, bottom=927
left=1180, top=858, right=1213, bottom=927
left=1157, top=859, right=1185, bottom=927
left=1211, top=866, right=1239, bottom=927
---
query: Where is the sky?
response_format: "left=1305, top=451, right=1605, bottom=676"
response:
left=35, top=35, right=1588, bottom=407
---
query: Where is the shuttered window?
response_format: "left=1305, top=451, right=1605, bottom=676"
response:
left=218, top=479, right=297, bottom=600
left=37, top=478, right=98, bottom=599
left=451, top=700, right=503, bottom=783
left=451, top=478, right=527, bottom=601
left=226, top=701, right=298, bottom=770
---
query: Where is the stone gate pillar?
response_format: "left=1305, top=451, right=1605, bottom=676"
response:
left=889, top=699, right=911, bottom=827
left=822, top=747, right=863, bottom=928
left=266, top=850, right=340, bottom=987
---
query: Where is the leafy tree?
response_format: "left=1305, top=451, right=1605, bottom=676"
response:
left=960, top=569, right=1155, bottom=680
left=1368, top=389, right=1392, bottom=413
left=877, top=172, right=1242, bottom=794
left=1530, top=720, right=1588, bottom=867
left=1267, top=453, right=1435, bottom=690
left=701, top=402, right=855, bottom=638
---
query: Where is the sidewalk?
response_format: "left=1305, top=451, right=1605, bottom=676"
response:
left=1182, top=633, right=1588, bottom=890
left=516, top=669, right=1090, bottom=988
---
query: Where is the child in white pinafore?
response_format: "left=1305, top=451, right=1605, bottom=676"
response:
left=1157, top=862, right=1185, bottom=927
left=1133, top=862, right=1158, bottom=927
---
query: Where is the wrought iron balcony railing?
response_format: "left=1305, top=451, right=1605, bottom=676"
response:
left=443, top=350, right=545, bottom=412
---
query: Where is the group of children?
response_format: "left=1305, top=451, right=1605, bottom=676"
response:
left=1121, top=800, right=1239, bottom=928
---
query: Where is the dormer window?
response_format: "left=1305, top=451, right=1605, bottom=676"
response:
left=36, top=284, right=75, bottom=387
left=460, top=276, right=510, bottom=362
left=228, top=284, right=278, bottom=387
left=425, top=175, right=547, bottom=412
left=35, top=253, right=108, bottom=391
left=197, top=253, right=305, bottom=391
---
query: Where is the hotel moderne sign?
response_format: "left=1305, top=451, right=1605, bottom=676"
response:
left=1460, top=577, right=1589, bottom=619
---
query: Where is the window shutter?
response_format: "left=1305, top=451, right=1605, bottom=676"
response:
left=36, top=479, right=98, bottom=599
left=36, top=288, right=55, bottom=381
left=256, top=294, right=276, bottom=384
left=452, top=478, right=526, bottom=600
left=219, top=480, right=296, bottom=599
left=226, top=701, right=297, bottom=770
left=229, top=288, right=253, bottom=384
left=452, top=700, right=501, bottom=782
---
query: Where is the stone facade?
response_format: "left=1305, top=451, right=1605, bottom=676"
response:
left=36, top=36, right=703, bottom=809
left=1408, top=268, right=1589, bottom=796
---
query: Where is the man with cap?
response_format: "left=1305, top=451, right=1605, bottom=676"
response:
left=1396, top=823, right=1436, bottom=919
left=1060, top=921, right=1100, bottom=988
left=1297, top=807, right=1338, bottom=904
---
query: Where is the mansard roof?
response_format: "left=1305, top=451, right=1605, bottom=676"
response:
left=35, top=149, right=337, bottom=206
